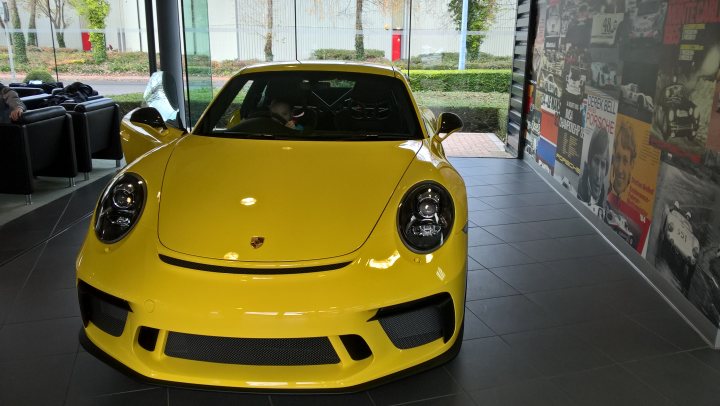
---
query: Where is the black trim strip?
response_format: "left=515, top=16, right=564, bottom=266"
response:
left=79, top=323, right=463, bottom=394
left=159, top=254, right=352, bottom=275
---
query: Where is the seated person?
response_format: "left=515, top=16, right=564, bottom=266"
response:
left=0, top=83, right=26, bottom=123
left=269, top=100, right=303, bottom=131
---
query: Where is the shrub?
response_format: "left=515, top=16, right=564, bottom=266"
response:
left=407, top=70, right=511, bottom=93
left=24, top=70, right=55, bottom=83
left=311, top=48, right=385, bottom=60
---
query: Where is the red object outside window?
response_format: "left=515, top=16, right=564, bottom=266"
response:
left=392, top=31, right=402, bottom=61
left=81, top=32, right=91, bottom=51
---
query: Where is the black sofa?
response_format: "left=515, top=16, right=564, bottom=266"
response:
left=63, top=98, right=123, bottom=178
left=0, top=106, right=78, bottom=203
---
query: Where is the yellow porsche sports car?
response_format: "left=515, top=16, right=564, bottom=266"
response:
left=77, top=62, right=468, bottom=391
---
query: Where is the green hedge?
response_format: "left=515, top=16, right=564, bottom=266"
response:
left=409, top=52, right=512, bottom=70
left=311, top=48, right=385, bottom=60
left=407, top=70, right=512, bottom=93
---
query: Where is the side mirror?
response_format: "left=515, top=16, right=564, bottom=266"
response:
left=434, top=112, right=463, bottom=142
left=130, top=107, right=167, bottom=130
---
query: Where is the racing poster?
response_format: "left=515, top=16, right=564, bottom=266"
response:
left=646, top=163, right=720, bottom=326
left=705, top=74, right=720, bottom=155
left=617, top=61, right=659, bottom=123
left=649, top=23, right=720, bottom=164
left=590, top=12, right=624, bottom=46
left=575, top=90, right=618, bottom=206
left=606, top=114, right=661, bottom=253
left=555, top=88, right=586, bottom=175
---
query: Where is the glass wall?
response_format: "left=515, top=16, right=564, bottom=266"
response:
left=1, top=0, right=515, bottom=135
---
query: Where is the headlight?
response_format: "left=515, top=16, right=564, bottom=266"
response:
left=668, top=222, right=674, bottom=232
left=693, top=246, right=699, bottom=258
left=94, top=173, right=147, bottom=243
left=398, top=182, right=454, bottom=253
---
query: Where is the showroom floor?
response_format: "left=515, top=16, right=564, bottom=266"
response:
left=2, top=158, right=720, bottom=405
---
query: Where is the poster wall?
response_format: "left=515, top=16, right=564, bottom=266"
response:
left=525, top=0, right=720, bottom=327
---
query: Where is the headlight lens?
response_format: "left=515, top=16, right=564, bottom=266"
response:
left=94, top=173, right=147, bottom=243
left=398, top=182, right=454, bottom=253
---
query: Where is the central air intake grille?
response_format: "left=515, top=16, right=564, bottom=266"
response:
left=159, top=254, right=351, bottom=275
left=373, top=293, right=455, bottom=349
left=164, top=333, right=341, bottom=366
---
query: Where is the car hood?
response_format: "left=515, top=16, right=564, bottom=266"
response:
left=158, top=135, right=421, bottom=262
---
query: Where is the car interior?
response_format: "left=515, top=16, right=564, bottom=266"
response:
left=208, top=73, right=419, bottom=139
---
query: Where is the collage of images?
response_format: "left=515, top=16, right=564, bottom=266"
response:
left=524, top=0, right=720, bottom=325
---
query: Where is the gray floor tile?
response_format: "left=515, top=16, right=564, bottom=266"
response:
left=563, top=316, right=679, bottom=363
left=597, top=278, right=673, bottom=315
left=369, top=366, right=460, bottom=406
left=0, top=244, right=44, bottom=292
left=467, top=268, right=519, bottom=301
left=464, top=307, right=496, bottom=339
left=467, top=296, right=559, bottom=335
left=623, top=352, right=720, bottom=406
left=501, top=204, right=578, bottom=222
left=65, top=352, right=158, bottom=402
left=403, top=392, right=477, bottom=406
left=468, top=228, right=504, bottom=246
left=540, top=257, right=630, bottom=286
left=527, top=217, right=596, bottom=238
left=468, top=210, right=522, bottom=227
left=526, top=285, right=621, bottom=324
left=171, top=388, right=270, bottom=406
left=467, top=197, right=494, bottom=212
left=469, top=378, right=575, bottom=406
left=491, top=182, right=552, bottom=195
left=479, top=195, right=529, bottom=209
left=272, top=393, right=371, bottom=406
left=510, top=239, right=570, bottom=262
left=689, top=347, right=720, bottom=373
left=482, top=223, right=549, bottom=243
left=0, top=317, right=80, bottom=361
left=6, top=287, right=80, bottom=324
left=76, top=388, right=168, bottom=406
left=489, top=263, right=584, bottom=293
left=466, top=185, right=507, bottom=198
left=0, top=353, right=76, bottom=406
left=463, top=176, right=492, bottom=187
left=445, top=337, right=539, bottom=392
left=628, top=309, right=707, bottom=350
left=554, top=235, right=616, bottom=257
left=501, top=327, right=614, bottom=376
left=0, top=288, right=17, bottom=326
left=549, top=365, right=674, bottom=406
left=468, top=256, right=484, bottom=271
left=468, top=244, right=536, bottom=269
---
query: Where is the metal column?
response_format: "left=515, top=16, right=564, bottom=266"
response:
left=155, top=0, right=186, bottom=127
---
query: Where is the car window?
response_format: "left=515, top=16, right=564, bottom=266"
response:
left=196, top=71, right=422, bottom=141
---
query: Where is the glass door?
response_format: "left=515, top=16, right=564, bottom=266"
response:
left=182, top=0, right=212, bottom=128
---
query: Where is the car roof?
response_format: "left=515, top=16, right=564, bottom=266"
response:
left=234, top=61, right=400, bottom=78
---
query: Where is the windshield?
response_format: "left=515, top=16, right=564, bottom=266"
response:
left=194, top=71, right=423, bottom=141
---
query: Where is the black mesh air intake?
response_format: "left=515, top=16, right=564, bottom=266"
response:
left=164, top=333, right=341, bottom=366
left=77, top=280, right=131, bottom=337
left=372, top=293, right=455, bottom=349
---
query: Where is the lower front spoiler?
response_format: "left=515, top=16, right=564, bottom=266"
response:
left=79, top=322, right=463, bottom=394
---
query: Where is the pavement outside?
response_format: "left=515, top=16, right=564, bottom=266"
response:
left=444, top=132, right=511, bottom=158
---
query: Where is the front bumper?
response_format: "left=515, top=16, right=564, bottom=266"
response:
left=76, top=235, right=466, bottom=391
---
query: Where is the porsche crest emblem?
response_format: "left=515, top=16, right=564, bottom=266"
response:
left=250, top=236, right=265, bottom=249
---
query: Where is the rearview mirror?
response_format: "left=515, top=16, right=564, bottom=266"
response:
left=434, top=112, right=463, bottom=142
